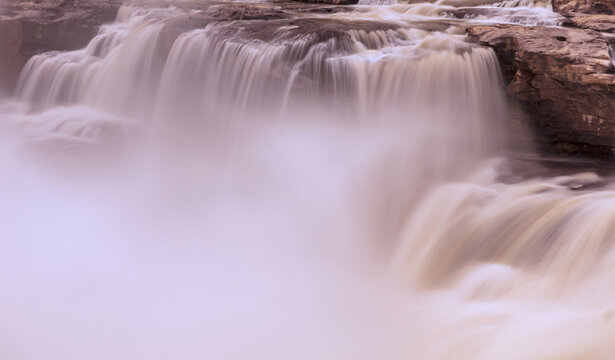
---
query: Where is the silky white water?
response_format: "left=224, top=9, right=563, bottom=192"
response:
left=2, top=1, right=612, bottom=359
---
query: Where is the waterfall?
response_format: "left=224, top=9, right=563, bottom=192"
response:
left=0, top=1, right=608, bottom=359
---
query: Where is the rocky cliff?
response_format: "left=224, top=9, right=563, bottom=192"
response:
left=468, top=2, right=615, bottom=157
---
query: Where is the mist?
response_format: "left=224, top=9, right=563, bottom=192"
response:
left=2, top=1, right=615, bottom=359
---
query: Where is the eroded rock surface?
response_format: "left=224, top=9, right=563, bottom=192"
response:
left=468, top=25, right=615, bottom=157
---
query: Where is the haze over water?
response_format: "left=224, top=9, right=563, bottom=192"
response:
left=2, top=1, right=615, bottom=359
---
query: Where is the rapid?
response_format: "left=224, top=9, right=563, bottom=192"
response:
left=1, top=0, right=614, bottom=359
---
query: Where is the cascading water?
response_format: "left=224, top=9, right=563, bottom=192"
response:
left=1, top=0, right=610, bottom=359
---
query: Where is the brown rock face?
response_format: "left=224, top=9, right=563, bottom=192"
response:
left=468, top=25, right=615, bottom=157
left=553, top=0, right=615, bottom=15
left=0, top=0, right=121, bottom=95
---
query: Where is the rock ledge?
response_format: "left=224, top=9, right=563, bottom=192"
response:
left=468, top=24, right=615, bottom=157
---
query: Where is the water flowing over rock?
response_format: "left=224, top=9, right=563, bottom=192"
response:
left=0, top=0, right=121, bottom=95
left=6, top=1, right=615, bottom=359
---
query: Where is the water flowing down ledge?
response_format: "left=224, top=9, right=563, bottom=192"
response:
left=1, top=1, right=615, bottom=360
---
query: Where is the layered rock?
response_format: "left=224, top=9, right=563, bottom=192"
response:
left=0, top=0, right=121, bottom=95
left=468, top=25, right=615, bottom=157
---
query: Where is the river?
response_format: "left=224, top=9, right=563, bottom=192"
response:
left=1, top=1, right=614, bottom=359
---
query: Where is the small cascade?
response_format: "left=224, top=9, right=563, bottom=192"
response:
left=16, top=6, right=181, bottom=115
left=392, top=170, right=615, bottom=294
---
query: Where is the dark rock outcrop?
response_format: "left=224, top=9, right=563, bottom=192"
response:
left=468, top=25, right=615, bottom=157
left=0, top=0, right=121, bottom=95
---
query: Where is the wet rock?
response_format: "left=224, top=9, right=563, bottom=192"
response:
left=0, top=0, right=121, bottom=95
left=468, top=24, right=615, bottom=158
left=553, top=0, right=615, bottom=15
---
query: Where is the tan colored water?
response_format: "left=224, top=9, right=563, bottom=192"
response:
left=2, top=1, right=612, bottom=359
